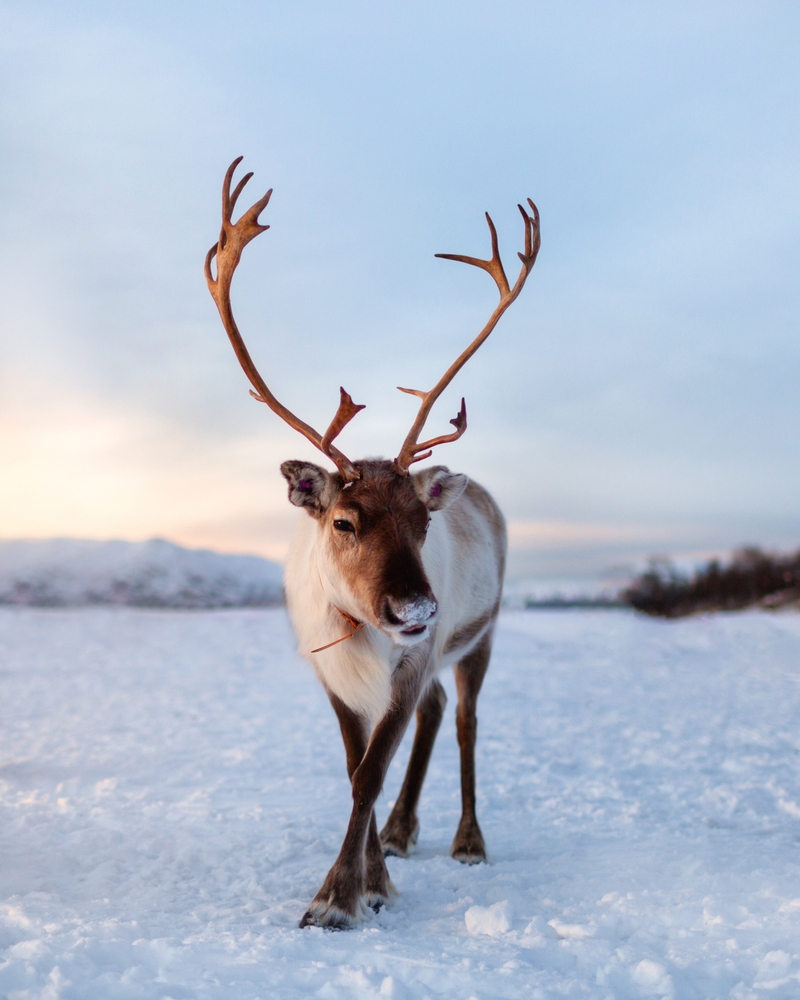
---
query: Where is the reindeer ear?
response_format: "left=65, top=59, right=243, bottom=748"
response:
left=280, top=461, right=337, bottom=517
left=413, top=465, right=468, bottom=512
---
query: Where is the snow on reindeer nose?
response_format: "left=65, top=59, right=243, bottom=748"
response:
left=394, top=597, right=437, bottom=625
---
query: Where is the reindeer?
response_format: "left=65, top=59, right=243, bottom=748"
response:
left=205, top=158, right=540, bottom=929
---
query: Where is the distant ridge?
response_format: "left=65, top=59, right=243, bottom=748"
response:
left=0, top=538, right=284, bottom=608
left=502, top=576, right=625, bottom=609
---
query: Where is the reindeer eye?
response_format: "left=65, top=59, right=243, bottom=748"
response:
left=333, top=518, right=355, bottom=533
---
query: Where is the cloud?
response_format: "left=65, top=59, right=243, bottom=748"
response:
left=507, top=520, right=672, bottom=550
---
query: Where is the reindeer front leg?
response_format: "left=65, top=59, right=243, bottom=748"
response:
left=300, top=662, right=428, bottom=929
left=323, top=693, right=396, bottom=912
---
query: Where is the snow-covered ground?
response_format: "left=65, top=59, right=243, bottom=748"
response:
left=2, top=607, right=800, bottom=999
left=0, top=539, right=283, bottom=608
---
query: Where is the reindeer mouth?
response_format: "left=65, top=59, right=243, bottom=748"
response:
left=401, top=624, right=427, bottom=637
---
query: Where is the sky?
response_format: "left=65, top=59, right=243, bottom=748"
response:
left=1, top=1, right=799, bottom=579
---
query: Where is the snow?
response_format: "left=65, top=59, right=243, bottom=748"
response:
left=0, top=539, right=283, bottom=608
left=465, top=901, right=513, bottom=937
left=2, top=606, right=800, bottom=998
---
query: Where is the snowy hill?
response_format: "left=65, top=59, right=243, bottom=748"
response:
left=0, top=538, right=284, bottom=608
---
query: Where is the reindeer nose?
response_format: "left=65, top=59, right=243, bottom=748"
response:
left=385, top=595, right=438, bottom=628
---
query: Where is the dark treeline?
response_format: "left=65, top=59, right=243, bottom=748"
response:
left=623, top=547, right=800, bottom=618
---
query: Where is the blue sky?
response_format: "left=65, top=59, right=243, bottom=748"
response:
left=1, top=1, right=798, bottom=577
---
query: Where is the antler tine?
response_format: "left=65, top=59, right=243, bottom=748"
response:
left=321, top=388, right=367, bottom=453
left=414, top=396, right=467, bottom=458
left=394, top=200, right=540, bottom=474
left=205, top=158, right=364, bottom=482
left=227, top=162, right=253, bottom=219
left=516, top=198, right=541, bottom=278
left=435, top=212, right=511, bottom=298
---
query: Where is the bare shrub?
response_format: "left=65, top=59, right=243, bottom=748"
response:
left=623, top=547, right=800, bottom=617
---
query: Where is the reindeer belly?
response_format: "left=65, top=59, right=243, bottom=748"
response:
left=425, top=484, right=505, bottom=668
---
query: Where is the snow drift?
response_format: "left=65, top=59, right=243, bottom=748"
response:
left=0, top=538, right=284, bottom=608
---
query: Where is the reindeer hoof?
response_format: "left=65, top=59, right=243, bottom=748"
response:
left=380, top=816, right=419, bottom=858
left=299, top=894, right=371, bottom=930
left=451, top=846, right=487, bottom=865
left=451, top=820, right=487, bottom=864
left=367, top=877, right=398, bottom=913
left=381, top=842, right=408, bottom=859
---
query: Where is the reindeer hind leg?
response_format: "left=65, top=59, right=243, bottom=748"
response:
left=380, top=677, right=447, bottom=857
left=451, top=630, right=493, bottom=863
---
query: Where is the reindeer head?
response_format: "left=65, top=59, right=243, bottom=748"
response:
left=280, top=458, right=466, bottom=644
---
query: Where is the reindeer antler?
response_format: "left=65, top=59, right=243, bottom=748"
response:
left=394, top=200, right=540, bottom=475
left=204, top=157, right=364, bottom=482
